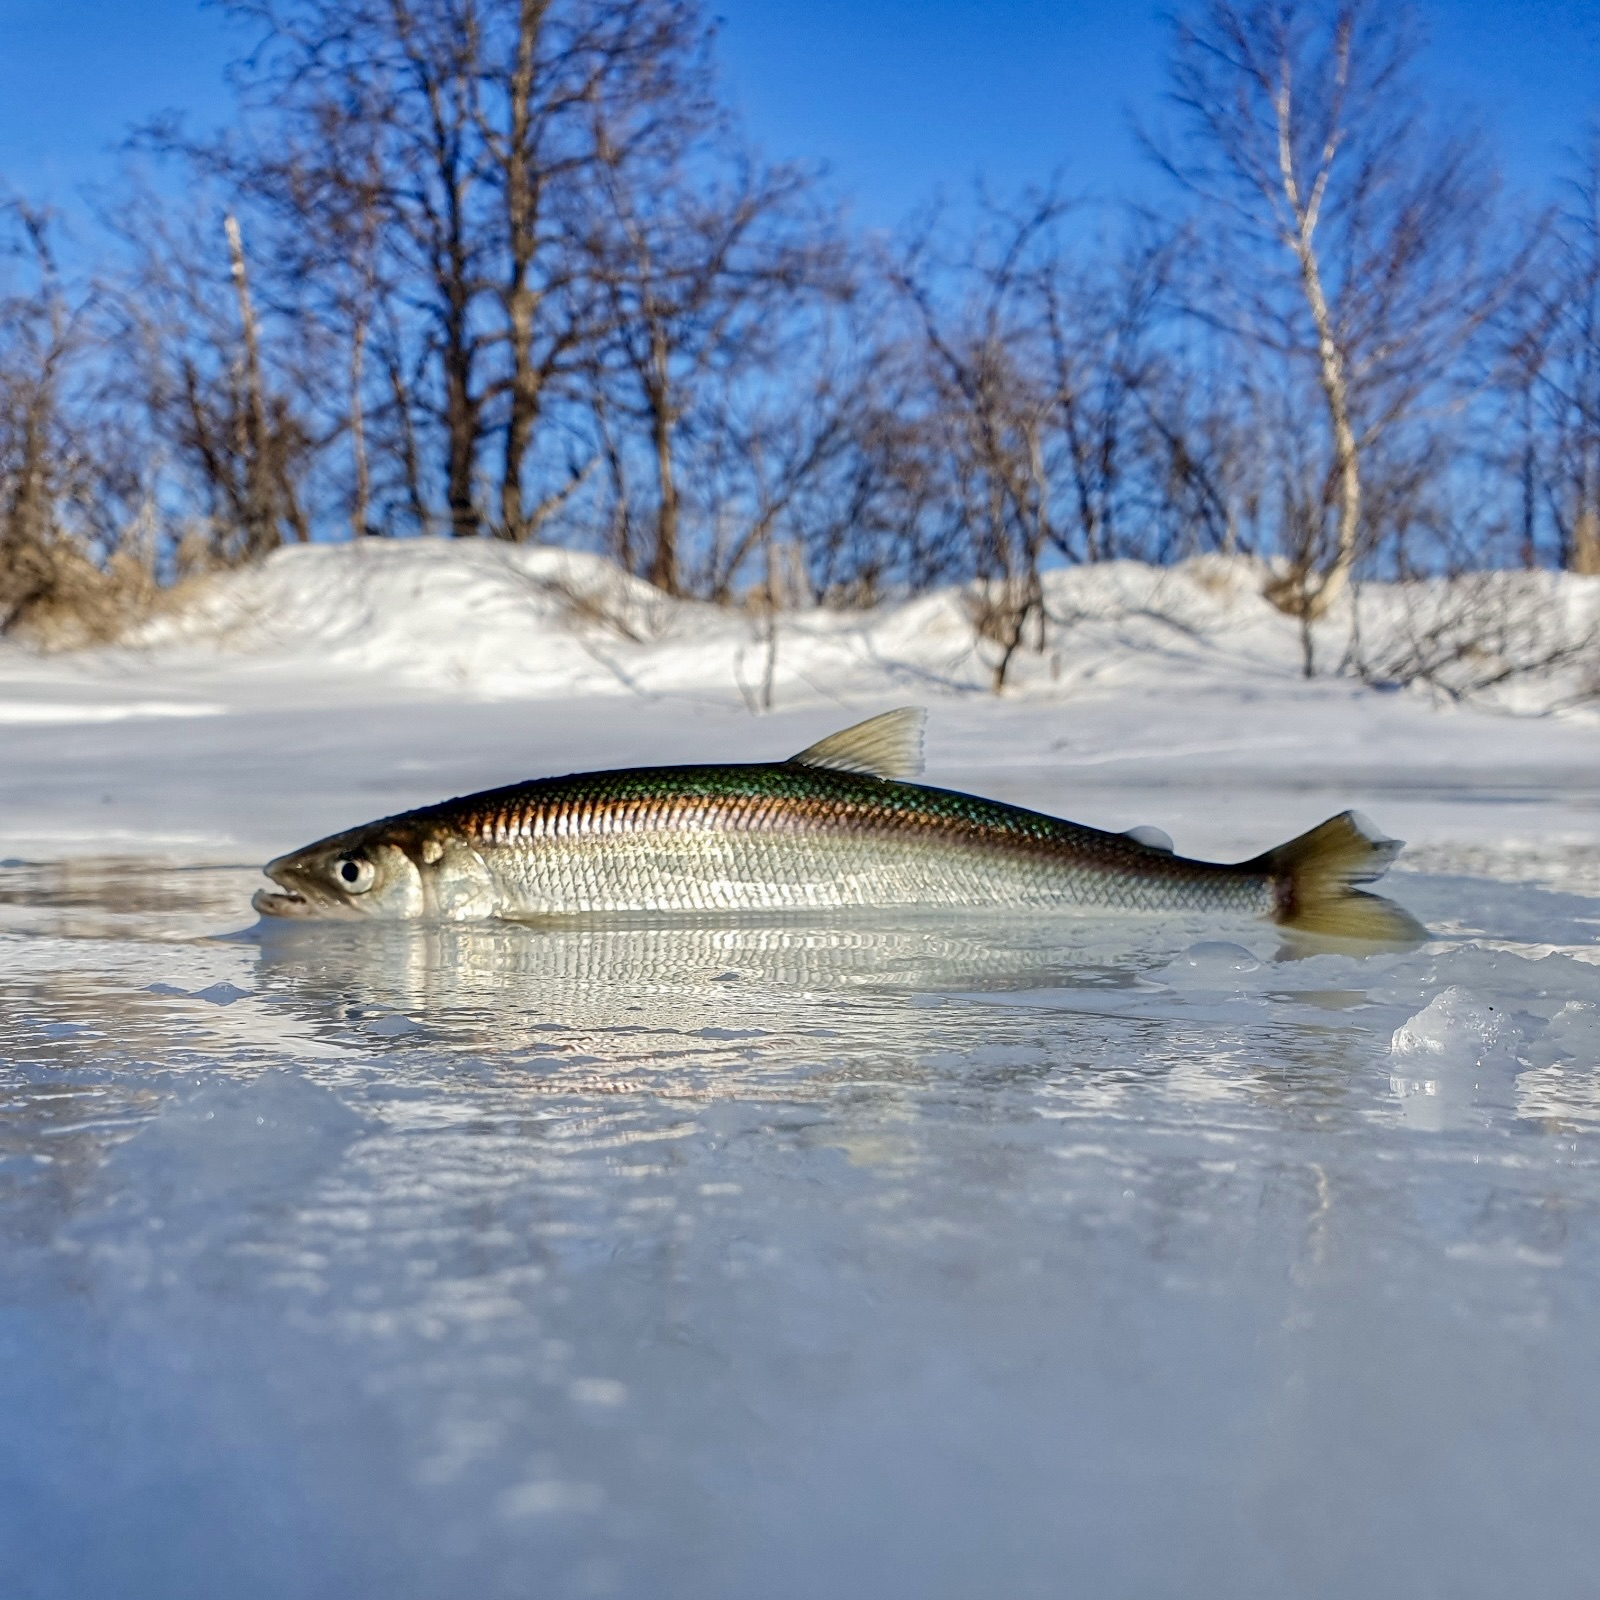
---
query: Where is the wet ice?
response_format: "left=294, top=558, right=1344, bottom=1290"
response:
left=2, top=854, right=1599, bottom=1599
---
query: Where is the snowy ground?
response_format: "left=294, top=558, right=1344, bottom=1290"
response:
left=2, top=543, right=1599, bottom=1597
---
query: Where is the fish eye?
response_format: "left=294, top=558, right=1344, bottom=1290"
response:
left=335, top=857, right=376, bottom=893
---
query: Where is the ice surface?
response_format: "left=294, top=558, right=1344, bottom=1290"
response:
left=3, top=896, right=1599, bottom=1599
left=1, top=544, right=1599, bottom=1597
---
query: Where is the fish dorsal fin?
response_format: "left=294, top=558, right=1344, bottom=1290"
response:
left=788, top=708, right=926, bottom=781
left=1124, top=824, right=1175, bottom=853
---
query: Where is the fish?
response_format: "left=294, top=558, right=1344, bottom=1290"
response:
left=252, top=707, right=1424, bottom=942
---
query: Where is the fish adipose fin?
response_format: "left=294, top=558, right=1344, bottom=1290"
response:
left=1250, top=810, right=1426, bottom=944
left=1123, top=824, right=1174, bottom=853
left=789, top=708, right=926, bottom=781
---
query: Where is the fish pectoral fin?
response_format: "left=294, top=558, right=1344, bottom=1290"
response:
left=788, top=707, right=926, bottom=781
left=1123, top=824, right=1174, bottom=853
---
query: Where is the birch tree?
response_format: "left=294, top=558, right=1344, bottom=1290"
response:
left=1154, top=0, right=1520, bottom=670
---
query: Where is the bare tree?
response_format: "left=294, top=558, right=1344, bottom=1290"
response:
left=694, top=310, right=861, bottom=603
left=888, top=197, right=1062, bottom=689
left=223, top=213, right=294, bottom=556
left=578, top=67, right=844, bottom=595
left=196, top=0, right=716, bottom=545
left=885, top=192, right=1171, bottom=687
left=478, top=0, right=682, bottom=542
left=202, top=0, right=497, bottom=539
left=1152, top=0, right=1524, bottom=671
left=0, top=200, right=77, bottom=628
left=1030, top=222, right=1174, bottom=566
left=794, top=298, right=973, bottom=608
left=0, top=197, right=158, bottom=635
left=107, top=188, right=318, bottom=567
left=1134, top=317, right=1273, bottom=561
left=1503, top=131, right=1600, bottom=575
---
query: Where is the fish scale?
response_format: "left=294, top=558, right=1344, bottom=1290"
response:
left=411, top=765, right=1275, bottom=918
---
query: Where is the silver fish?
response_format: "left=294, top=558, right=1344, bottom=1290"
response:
left=253, top=708, right=1423, bottom=941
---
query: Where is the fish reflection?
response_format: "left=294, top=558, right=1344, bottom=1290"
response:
left=240, top=913, right=1240, bottom=1099
left=250, top=914, right=1155, bottom=1028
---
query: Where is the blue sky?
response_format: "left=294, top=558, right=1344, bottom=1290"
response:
left=1, top=0, right=1596, bottom=229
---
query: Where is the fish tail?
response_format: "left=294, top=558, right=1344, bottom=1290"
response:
left=1248, top=811, right=1427, bottom=944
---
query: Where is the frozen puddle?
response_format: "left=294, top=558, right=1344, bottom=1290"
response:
left=3, top=859, right=1600, bottom=1599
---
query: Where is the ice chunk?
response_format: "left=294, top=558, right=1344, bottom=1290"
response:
left=1515, top=1002, right=1600, bottom=1125
left=1160, top=941, right=1261, bottom=990
left=190, top=982, right=253, bottom=1007
left=1390, top=986, right=1529, bottom=1131
left=1391, top=986, right=1518, bottom=1065
left=366, top=1013, right=423, bottom=1036
left=143, top=981, right=254, bottom=1006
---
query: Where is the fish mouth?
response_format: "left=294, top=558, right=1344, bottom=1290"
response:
left=254, top=856, right=358, bottom=920
left=252, top=884, right=315, bottom=918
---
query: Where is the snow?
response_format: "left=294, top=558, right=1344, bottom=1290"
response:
left=1, top=540, right=1595, bottom=880
left=2, top=540, right=1599, bottom=1597
left=118, top=538, right=1600, bottom=713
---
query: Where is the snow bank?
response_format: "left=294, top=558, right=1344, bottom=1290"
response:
left=1, top=539, right=1596, bottom=875
left=127, top=539, right=1600, bottom=712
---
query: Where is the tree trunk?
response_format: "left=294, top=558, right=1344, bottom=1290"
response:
left=594, top=387, right=633, bottom=573
left=1574, top=506, right=1600, bottom=574
left=1264, top=68, right=1361, bottom=664
left=350, top=315, right=371, bottom=537
left=500, top=286, right=539, bottom=539
left=423, top=62, right=482, bottom=540
left=498, top=0, right=550, bottom=541
left=1, top=357, right=57, bottom=626
left=647, top=353, right=680, bottom=593
left=224, top=213, right=279, bottom=558
left=386, top=343, right=431, bottom=534
left=1298, top=238, right=1361, bottom=618
left=443, top=316, right=479, bottom=538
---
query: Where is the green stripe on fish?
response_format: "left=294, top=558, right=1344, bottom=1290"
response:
left=253, top=708, right=1424, bottom=944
